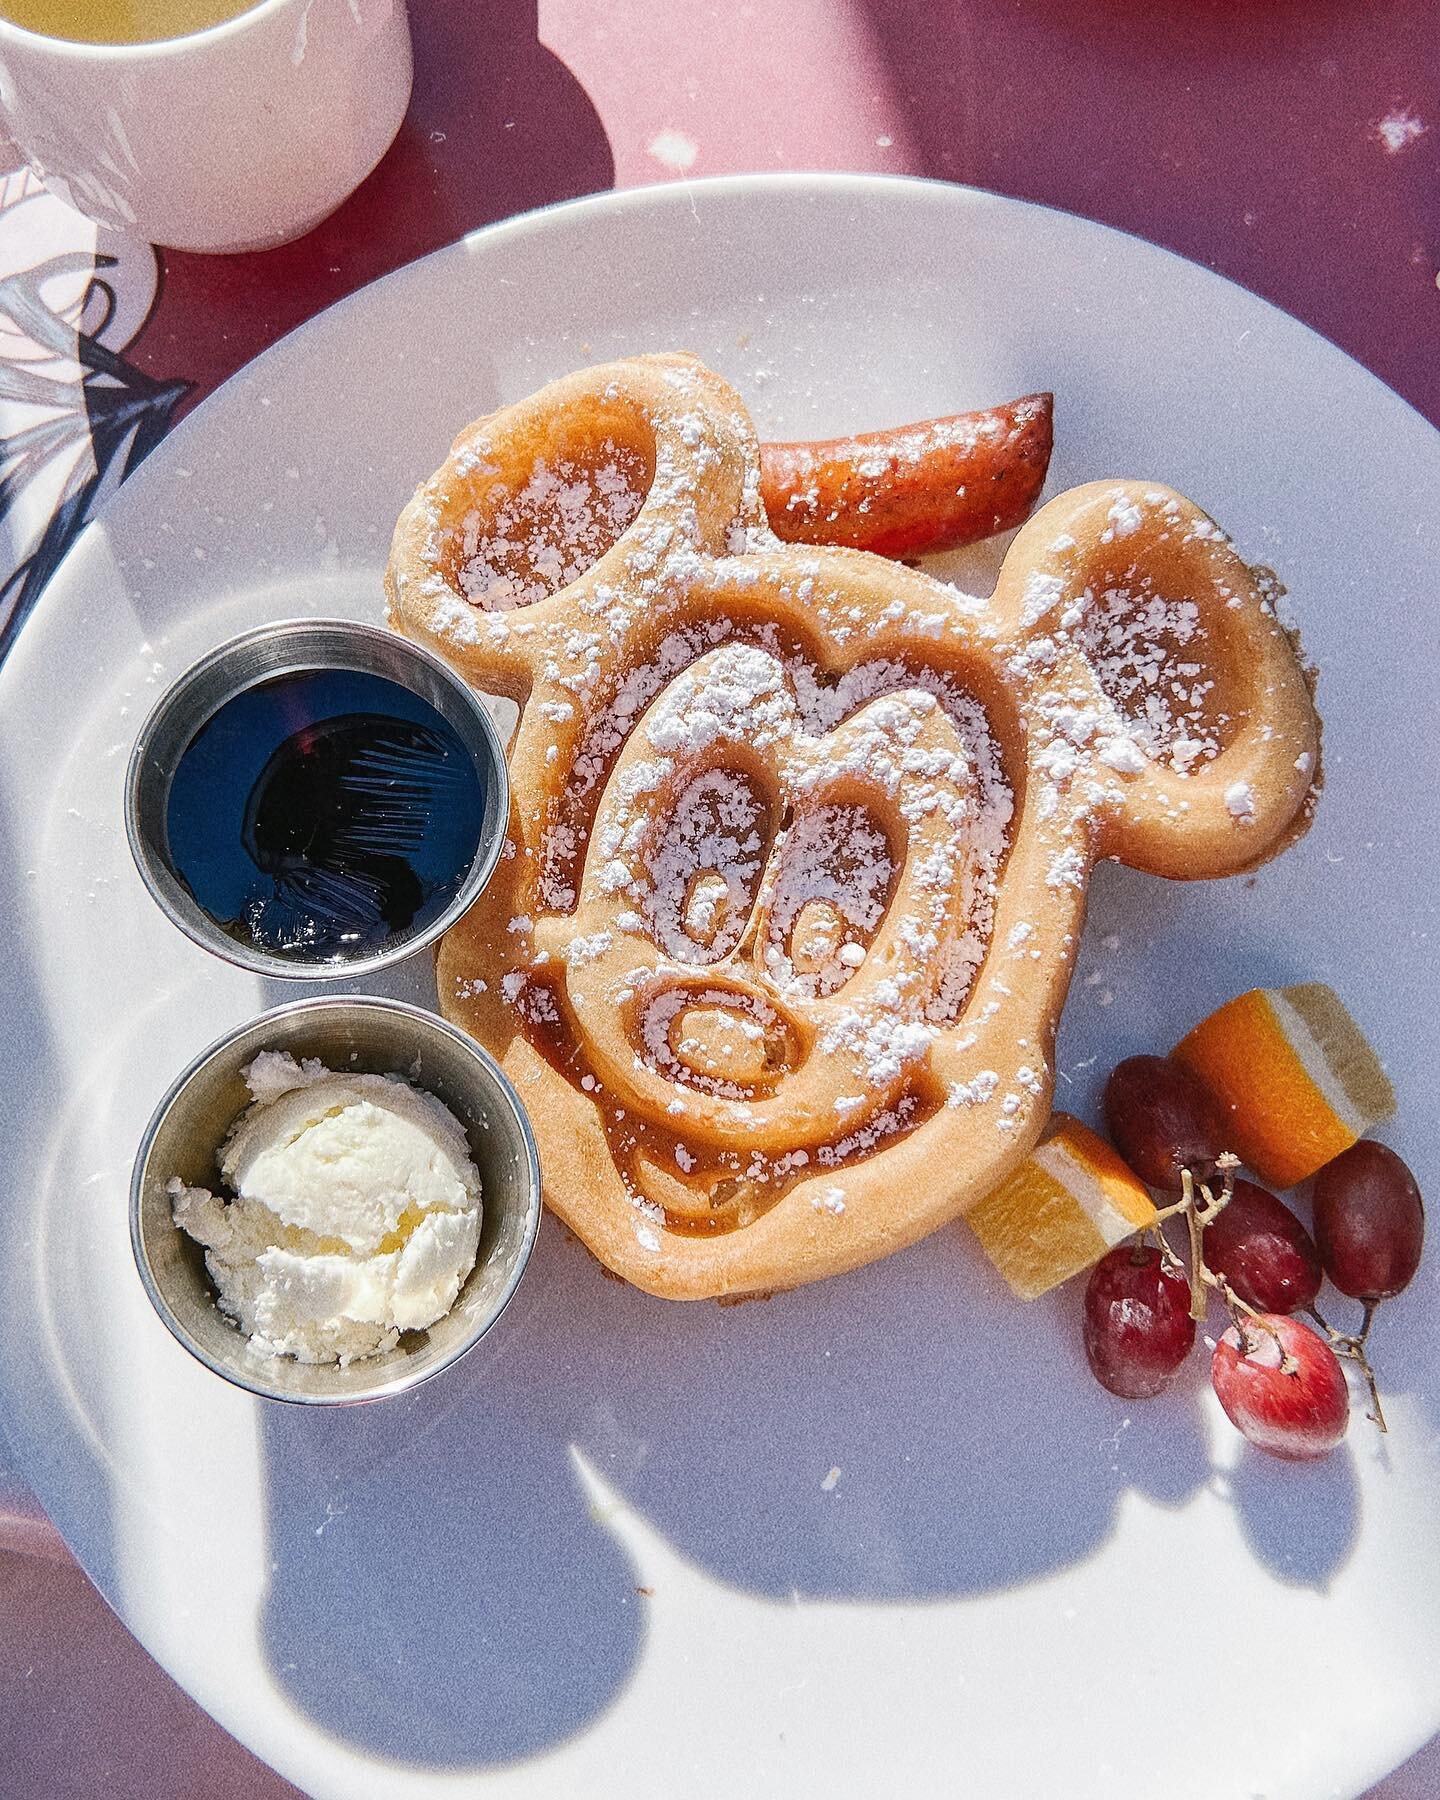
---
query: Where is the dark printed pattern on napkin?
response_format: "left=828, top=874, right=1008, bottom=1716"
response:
left=0, top=164, right=187, bottom=663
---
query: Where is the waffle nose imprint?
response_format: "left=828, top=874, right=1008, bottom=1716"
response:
left=671, top=1003, right=788, bottom=1085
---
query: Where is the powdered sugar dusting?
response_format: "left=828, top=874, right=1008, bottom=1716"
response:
left=591, top=643, right=1013, bottom=1105
left=1376, top=109, right=1426, bottom=154
left=457, top=445, right=646, bottom=609
left=762, top=805, right=894, bottom=997
left=1076, top=583, right=1218, bottom=769
left=401, top=360, right=1315, bottom=1268
left=643, top=769, right=770, bottom=963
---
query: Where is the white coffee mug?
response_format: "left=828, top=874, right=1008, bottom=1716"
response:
left=0, top=0, right=412, bottom=253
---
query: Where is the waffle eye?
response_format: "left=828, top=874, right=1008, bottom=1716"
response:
left=765, top=803, right=896, bottom=996
left=682, top=872, right=732, bottom=946
left=643, top=768, right=774, bottom=963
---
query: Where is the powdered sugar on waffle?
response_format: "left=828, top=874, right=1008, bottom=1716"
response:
left=390, top=364, right=1319, bottom=1280
left=1006, top=590, right=1223, bottom=833
left=1076, top=584, right=1218, bottom=766
left=645, top=642, right=794, bottom=754
left=790, top=657, right=1013, bottom=1028
left=541, top=620, right=784, bottom=912
left=587, top=642, right=1013, bottom=1100
left=639, top=984, right=786, bottom=1101
left=762, top=805, right=893, bottom=998
left=457, top=444, right=647, bottom=610
left=644, top=769, right=770, bottom=962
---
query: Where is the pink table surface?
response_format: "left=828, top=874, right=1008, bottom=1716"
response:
left=124, top=0, right=1440, bottom=428
left=2, top=0, right=1437, bottom=1792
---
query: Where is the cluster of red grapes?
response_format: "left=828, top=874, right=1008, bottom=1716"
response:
left=1083, top=1056, right=1424, bottom=1460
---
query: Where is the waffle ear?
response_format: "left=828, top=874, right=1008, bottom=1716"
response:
left=994, top=481, right=1320, bottom=879
left=385, top=353, right=764, bottom=704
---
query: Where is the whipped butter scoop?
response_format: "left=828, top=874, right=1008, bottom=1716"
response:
left=169, top=1050, right=482, bottom=1365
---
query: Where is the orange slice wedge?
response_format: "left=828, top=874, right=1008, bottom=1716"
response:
left=1172, top=983, right=1395, bottom=1189
left=967, top=1113, right=1157, bottom=1300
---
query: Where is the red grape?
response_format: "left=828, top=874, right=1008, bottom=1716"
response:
left=1203, top=1178, right=1322, bottom=1315
left=1103, top=1055, right=1227, bottom=1192
left=1313, top=1141, right=1424, bottom=1302
left=1083, top=1244, right=1196, bottom=1398
left=1210, top=1314, right=1349, bottom=1460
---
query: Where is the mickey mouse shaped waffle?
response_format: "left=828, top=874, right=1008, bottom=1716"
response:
left=386, top=354, right=1320, bottom=1301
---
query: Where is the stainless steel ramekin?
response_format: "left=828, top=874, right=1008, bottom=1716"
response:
left=124, top=618, right=509, bottom=979
left=130, top=997, right=542, bottom=1405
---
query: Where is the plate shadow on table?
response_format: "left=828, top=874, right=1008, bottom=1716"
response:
left=137, top=0, right=617, bottom=406
left=255, top=1188, right=1359, bottom=1769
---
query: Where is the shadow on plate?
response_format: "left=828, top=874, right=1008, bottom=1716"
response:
left=256, top=1195, right=1360, bottom=1769
left=255, top=855, right=1373, bottom=1769
left=1221, top=1440, right=1361, bottom=1591
left=0, top=769, right=126, bottom=1606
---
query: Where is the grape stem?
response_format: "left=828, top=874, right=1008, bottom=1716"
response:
left=1307, top=1299, right=1388, bottom=1434
left=1147, top=1226, right=1187, bottom=1282
left=1148, top=1152, right=1239, bottom=1231
left=1167, top=1157, right=1239, bottom=1323
left=1132, top=1150, right=1383, bottom=1424
left=1147, top=1155, right=1289, bottom=1357
left=1182, top=1169, right=1206, bottom=1321
left=1204, top=1266, right=1293, bottom=1365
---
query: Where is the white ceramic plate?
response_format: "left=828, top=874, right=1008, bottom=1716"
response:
left=2, top=175, right=1437, bottom=1800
